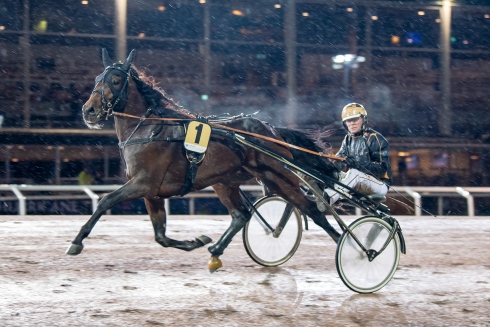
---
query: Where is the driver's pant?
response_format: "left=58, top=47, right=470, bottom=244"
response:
left=326, top=169, right=388, bottom=205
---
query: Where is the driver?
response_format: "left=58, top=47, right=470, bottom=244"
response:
left=317, top=103, right=392, bottom=211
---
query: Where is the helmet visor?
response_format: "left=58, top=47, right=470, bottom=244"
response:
left=342, top=113, right=363, bottom=121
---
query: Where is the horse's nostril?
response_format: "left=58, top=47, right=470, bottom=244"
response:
left=86, top=107, right=96, bottom=117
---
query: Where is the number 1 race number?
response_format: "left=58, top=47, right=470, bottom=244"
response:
left=184, top=121, right=212, bottom=153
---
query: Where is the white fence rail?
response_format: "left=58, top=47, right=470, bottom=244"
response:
left=0, top=184, right=264, bottom=216
left=0, top=184, right=489, bottom=217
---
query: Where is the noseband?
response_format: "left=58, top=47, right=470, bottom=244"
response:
left=91, top=64, right=131, bottom=120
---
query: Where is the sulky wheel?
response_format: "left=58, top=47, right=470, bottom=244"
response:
left=243, top=196, right=302, bottom=267
left=336, top=216, right=401, bottom=294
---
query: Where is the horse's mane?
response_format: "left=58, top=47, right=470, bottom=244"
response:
left=129, top=66, right=257, bottom=123
left=130, top=66, right=194, bottom=119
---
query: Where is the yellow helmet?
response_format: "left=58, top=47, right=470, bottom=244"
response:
left=341, top=103, right=367, bottom=122
left=341, top=103, right=368, bottom=134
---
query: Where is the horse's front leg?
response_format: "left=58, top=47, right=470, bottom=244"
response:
left=145, top=197, right=212, bottom=251
left=207, top=183, right=251, bottom=272
left=65, top=179, right=149, bottom=255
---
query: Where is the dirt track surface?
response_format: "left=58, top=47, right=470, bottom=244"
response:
left=0, top=214, right=489, bottom=327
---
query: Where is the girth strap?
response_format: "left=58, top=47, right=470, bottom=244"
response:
left=177, top=129, right=235, bottom=196
left=179, top=152, right=205, bottom=196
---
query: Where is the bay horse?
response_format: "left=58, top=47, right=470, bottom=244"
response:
left=66, top=48, right=340, bottom=271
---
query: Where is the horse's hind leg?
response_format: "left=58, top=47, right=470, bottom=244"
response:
left=66, top=180, right=148, bottom=255
left=207, top=183, right=251, bottom=271
left=145, top=197, right=212, bottom=251
left=303, top=202, right=341, bottom=243
left=279, top=186, right=341, bottom=242
left=259, top=172, right=341, bottom=243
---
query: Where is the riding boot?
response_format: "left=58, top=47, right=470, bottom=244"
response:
left=316, top=193, right=330, bottom=213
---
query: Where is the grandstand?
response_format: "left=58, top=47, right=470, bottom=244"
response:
left=1, top=0, right=489, bottom=188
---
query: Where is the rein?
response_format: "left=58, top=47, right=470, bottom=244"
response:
left=112, top=111, right=345, bottom=161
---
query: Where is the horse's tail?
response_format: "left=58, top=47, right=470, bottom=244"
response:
left=275, top=127, right=339, bottom=179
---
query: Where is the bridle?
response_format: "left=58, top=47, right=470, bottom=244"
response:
left=91, top=64, right=132, bottom=120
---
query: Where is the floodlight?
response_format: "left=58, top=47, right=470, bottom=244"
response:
left=332, top=55, right=345, bottom=63
left=344, top=54, right=355, bottom=62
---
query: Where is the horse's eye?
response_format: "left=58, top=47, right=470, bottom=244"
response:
left=113, top=80, right=120, bottom=86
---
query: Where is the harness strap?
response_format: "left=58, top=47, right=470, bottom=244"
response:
left=118, top=108, right=154, bottom=148
left=194, top=114, right=209, bottom=123
left=119, top=137, right=185, bottom=148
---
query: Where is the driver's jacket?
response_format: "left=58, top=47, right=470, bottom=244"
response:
left=336, top=128, right=392, bottom=185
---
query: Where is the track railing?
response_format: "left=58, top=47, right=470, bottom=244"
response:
left=0, top=184, right=488, bottom=216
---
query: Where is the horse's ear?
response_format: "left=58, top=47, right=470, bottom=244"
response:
left=122, top=49, right=136, bottom=71
left=102, top=48, right=112, bottom=68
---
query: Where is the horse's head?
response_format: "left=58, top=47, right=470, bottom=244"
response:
left=82, top=48, right=136, bottom=129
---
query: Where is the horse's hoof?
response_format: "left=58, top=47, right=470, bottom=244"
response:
left=208, top=256, right=222, bottom=273
left=196, top=235, right=212, bottom=246
left=65, top=243, right=84, bottom=255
